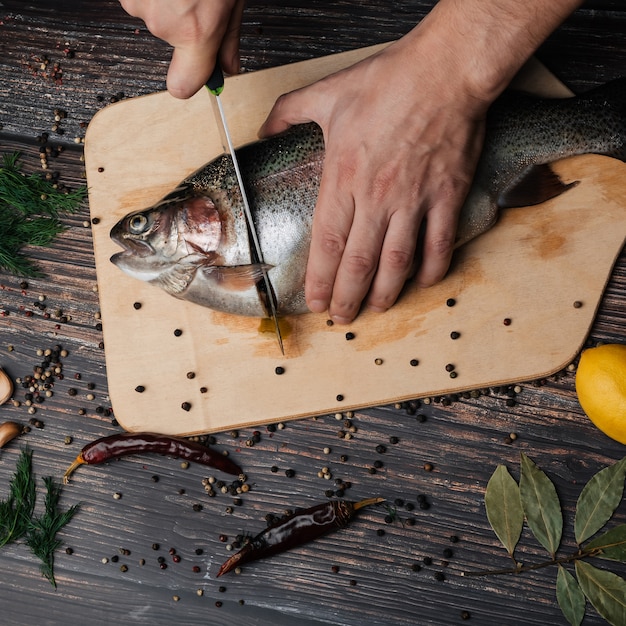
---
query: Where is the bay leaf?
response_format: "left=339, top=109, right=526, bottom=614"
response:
left=575, top=560, right=626, bottom=626
left=485, top=465, right=524, bottom=556
left=519, top=452, right=563, bottom=556
left=585, top=524, right=626, bottom=562
left=575, top=457, right=626, bottom=545
left=556, top=565, right=586, bottom=626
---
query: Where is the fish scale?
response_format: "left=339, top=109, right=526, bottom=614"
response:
left=110, top=77, right=626, bottom=318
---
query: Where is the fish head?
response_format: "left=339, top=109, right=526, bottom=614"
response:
left=110, top=193, right=222, bottom=283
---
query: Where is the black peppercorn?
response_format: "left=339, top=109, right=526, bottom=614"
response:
left=345, top=332, right=355, bottom=340
left=410, top=359, right=419, bottom=367
left=275, top=366, right=285, bottom=375
left=446, top=298, right=456, bottom=307
left=173, top=328, right=183, bottom=337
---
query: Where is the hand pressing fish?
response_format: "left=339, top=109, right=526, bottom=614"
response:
left=110, top=78, right=626, bottom=317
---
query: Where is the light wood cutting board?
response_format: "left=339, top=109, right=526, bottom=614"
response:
left=85, top=44, right=626, bottom=436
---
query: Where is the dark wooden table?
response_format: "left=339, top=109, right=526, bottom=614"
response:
left=1, top=2, right=625, bottom=625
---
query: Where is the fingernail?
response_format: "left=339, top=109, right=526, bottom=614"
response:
left=330, top=315, right=352, bottom=325
left=308, top=299, right=328, bottom=314
left=366, top=305, right=388, bottom=313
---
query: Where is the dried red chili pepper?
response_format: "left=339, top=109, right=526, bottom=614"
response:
left=217, top=497, right=384, bottom=577
left=63, top=432, right=242, bottom=483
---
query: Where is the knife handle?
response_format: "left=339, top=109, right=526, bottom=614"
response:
left=207, top=64, right=225, bottom=96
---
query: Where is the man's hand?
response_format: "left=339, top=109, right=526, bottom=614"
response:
left=260, top=31, right=486, bottom=323
left=120, top=0, right=245, bottom=98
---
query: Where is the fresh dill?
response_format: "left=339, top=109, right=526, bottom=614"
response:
left=0, top=449, right=79, bottom=586
left=0, top=152, right=86, bottom=277
left=26, top=476, right=79, bottom=587
left=0, top=448, right=37, bottom=548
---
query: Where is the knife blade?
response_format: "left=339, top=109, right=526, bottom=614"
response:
left=206, top=65, right=284, bottom=354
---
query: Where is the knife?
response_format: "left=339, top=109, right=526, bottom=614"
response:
left=206, top=65, right=284, bottom=354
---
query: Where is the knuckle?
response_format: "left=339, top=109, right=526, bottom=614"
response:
left=343, top=253, right=377, bottom=279
left=382, top=247, right=413, bottom=273
left=318, top=232, right=346, bottom=259
left=427, top=236, right=455, bottom=258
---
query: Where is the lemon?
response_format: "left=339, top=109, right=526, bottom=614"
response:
left=575, top=343, right=626, bottom=444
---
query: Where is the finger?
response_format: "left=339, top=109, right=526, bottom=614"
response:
left=304, top=183, right=355, bottom=315
left=219, top=0, right=244, bottom=75
left=167, top=44, right=217, bottom=99
left=258, top=86, right=323, bottom=137
left=365, top=211, right=421, bottom=313
left=326, top=206, right=388, bottom=324
left=414, top=203, right=458, bottom=288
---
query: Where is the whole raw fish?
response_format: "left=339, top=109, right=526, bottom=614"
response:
left=110, top=78, right=626, bottom=317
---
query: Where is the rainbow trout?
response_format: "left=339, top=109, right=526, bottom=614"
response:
left=110, top=78, right=626, bottom=317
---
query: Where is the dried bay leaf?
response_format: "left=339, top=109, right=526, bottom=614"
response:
left=556, top=565, right=586, bottom=626
left=585, top=525, right=626, bottom=562
left=575, top=457, right=626, bottom=545
left=575, top=560, right=626, bottom=626
left=519, top=452, right=563, bottom=557
left=485, top=465, right=524, bottom=556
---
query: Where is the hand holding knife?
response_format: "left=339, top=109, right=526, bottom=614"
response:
left=206, top=65, right=285, bottom=355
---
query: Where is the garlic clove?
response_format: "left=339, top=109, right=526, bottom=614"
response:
left=0, top=367, right=14, bottom=405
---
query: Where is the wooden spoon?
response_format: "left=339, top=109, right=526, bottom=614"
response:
left=0, top=368, right=13, bottom=405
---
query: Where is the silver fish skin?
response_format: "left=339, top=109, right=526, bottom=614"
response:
left=111, top=78, right=626, bottom=317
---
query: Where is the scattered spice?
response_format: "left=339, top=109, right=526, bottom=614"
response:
left=275, top=366, right=285, bottom=375
left=345, top=332, right=355, bottom=340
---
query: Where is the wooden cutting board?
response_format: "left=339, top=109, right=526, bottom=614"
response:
left=85, top=45, right=626, bottom=436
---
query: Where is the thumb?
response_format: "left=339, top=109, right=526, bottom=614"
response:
left=258, top=86, right=321, bottom=137
left=219, top=0, right=244, bottom=75
left=167, top=44, right=217, bottom=99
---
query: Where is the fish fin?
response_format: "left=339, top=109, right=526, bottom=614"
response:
left=497, top=164, right=579, bottom=209
left=203, top=263, right=274, bottom=291
left=186, top=240, right=216, bottom=258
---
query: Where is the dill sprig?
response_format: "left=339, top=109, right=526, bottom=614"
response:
left=0, top=449, right=80, bottom=586
left=26, top=476, right=79, bottom=587
left=0, top=448, right=37, bottom=548
left=0, top=152, right=86, bottom=277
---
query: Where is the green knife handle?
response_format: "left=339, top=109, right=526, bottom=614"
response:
left=207, top=64, right=224, bottom=96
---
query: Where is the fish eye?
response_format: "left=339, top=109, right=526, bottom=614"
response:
left=128, top=214, right=149, bottom=234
